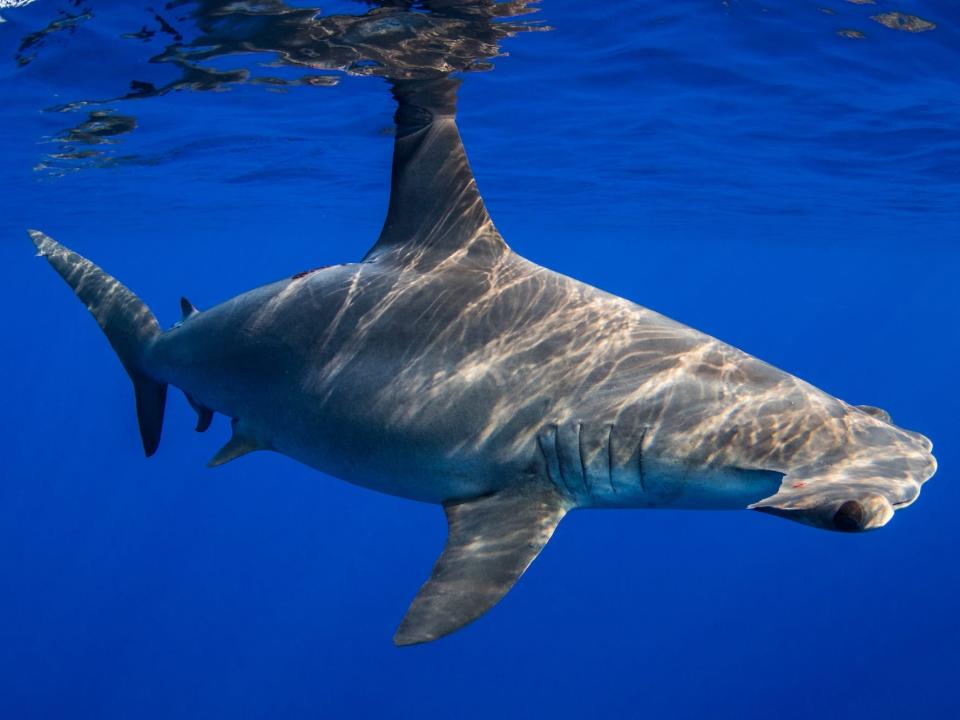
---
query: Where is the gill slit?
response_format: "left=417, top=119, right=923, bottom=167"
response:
left=539, top=424, right=571, bottom=495
left=638, top=426, right=648, bottom=494
left=577, top=421, right=591, bottom=496
left=606, top=423, right=618, bottom=494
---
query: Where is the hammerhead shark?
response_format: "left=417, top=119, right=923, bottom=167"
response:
left=31, top=76, right=936, bottom=645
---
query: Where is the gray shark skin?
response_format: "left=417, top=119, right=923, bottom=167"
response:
left=30, top=76, right=936, bottom=646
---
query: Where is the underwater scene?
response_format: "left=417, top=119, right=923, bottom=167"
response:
left=1, top=1, right=958, bottom=718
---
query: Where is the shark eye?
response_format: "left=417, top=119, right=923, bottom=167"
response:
left=833, top=500, right=865, bottom=532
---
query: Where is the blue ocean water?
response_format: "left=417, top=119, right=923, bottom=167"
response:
left=1, top=0, right=958, bottom=717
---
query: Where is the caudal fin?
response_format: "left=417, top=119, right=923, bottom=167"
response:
left=29, top=230, right=167, bottom=456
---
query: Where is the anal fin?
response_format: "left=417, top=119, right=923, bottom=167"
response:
left=185, top=393, right=214, bottom=433
left=394, top=484, right=569, bottom=646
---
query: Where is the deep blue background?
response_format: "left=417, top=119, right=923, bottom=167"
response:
left=1, top=1, right=958, bottom=718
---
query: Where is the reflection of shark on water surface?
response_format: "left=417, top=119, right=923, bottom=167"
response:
left=31, top=74, right=936, bottom=645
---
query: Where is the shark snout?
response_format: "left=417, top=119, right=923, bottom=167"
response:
left=754, top=492, right=896, bottom=533
left=830, top=495, right=894, bottom=532
left=824, top=423, right=938, bottom=531
left=751, top=429, right=937, bottom=533
left=903, top=428, right=934, bottom=453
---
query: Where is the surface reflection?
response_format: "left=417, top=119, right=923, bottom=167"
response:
left=20, top=0, right=546, bottom=170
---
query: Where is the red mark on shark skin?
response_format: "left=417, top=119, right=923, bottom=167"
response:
left=792, top=481, right=807, bottom=489
left=291, top=266, right=330, bottom=280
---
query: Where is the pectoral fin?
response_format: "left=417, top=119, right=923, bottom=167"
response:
left=394, top=485, right=569, bottom=646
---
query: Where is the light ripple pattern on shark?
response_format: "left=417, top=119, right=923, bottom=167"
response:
left=29, top=75, right=936, bottom=646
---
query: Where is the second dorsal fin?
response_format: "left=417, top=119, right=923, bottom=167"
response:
left=180, top=296, right=199, bottom=320
left=362, top=76, right=507, bottom=268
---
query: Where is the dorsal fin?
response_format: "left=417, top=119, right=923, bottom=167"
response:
left=180, top=296, right=199, bottom=320
left=362, top=76, right=508, bottom=267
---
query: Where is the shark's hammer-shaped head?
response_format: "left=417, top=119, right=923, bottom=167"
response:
left=751, top=407, right=936, bottom=532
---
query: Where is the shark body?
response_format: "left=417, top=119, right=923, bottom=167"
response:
left=32, top=77, right=936, bottom=645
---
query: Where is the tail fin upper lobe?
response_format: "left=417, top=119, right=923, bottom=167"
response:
left=29, top=230, right=167, bottom=456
